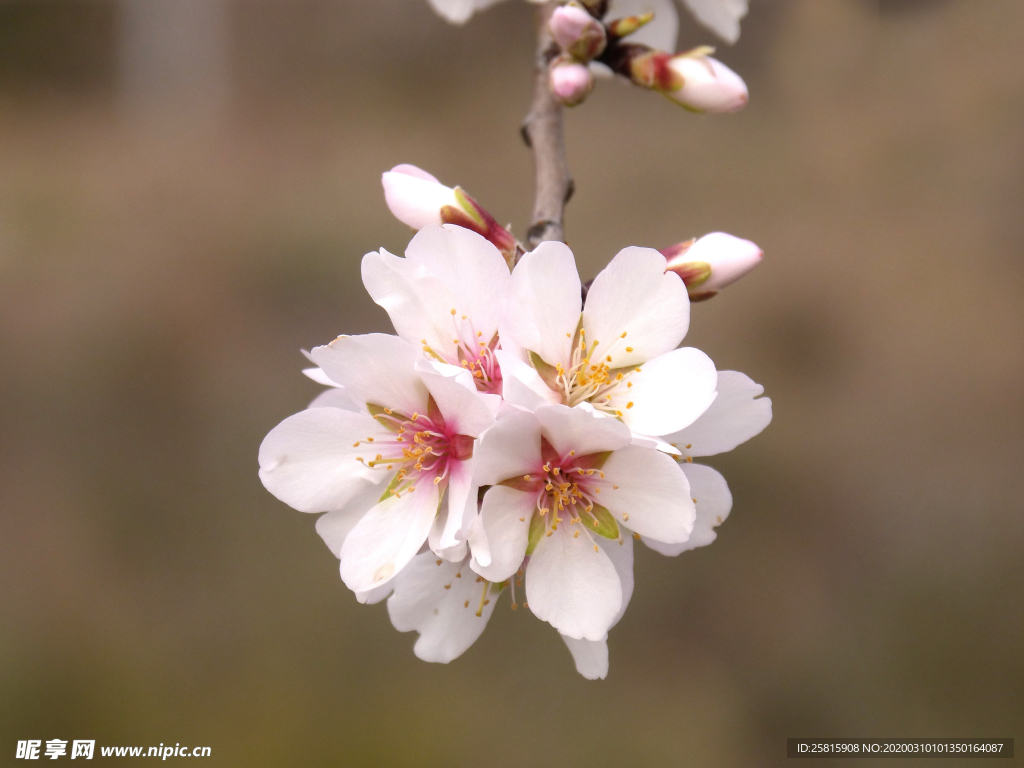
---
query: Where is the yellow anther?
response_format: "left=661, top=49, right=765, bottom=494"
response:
left=615, top=410, right=623, bottom=417
left=464, top=600, right=470, bottom=608
left=462, top=314, right=467, bottom=319
left=524, top=474, right=531, bottom=481
left=606, top=355, right=612, bottom=362
left=620, top=332, right=627, bottom=338
left=450, top=308, right=456, bottom=315
left=569, top=450, right=575, bottom=456
left=593, top=545, right=599, bottom=552
left=434, top=477, right=441, bottom=484
left=633, top=532, right=641, bottom=540
left=352, top=442, right=360, bottom=447
left=623, top=512, right=629, bottom=521
left=444, top=584, right=451, bottom=590
left=613, top=485, right=619, bottom=489
left=366, top=437, right=374, bottom=442
left=574, top=531, right=580, bottom=538
left=626, top=402, right=634, bottom=409
left=625, top=346, right=633, bottom=353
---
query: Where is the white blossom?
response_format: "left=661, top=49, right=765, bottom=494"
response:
left=470, top=405, right=696, bottom=643
left=499, top=240, right=718, bottom=444
left=665, top=52, right=748, bottom=113
left=362, top=224, right=510, bottom=395
left=259, top=333, right=498, bottom=595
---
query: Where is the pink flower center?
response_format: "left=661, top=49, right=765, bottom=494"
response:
left=420, top=312, right=503, bottom=395
left=354, top=404, right=472, bottom=497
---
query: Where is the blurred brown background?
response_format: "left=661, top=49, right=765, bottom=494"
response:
left=1, top=0, right=1022, bottom=765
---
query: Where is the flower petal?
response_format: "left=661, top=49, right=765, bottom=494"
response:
left=495, top=349, right=562, bottom=409
left=470, top=486, right=533, bottom=582
left=438, top=459, right=476, bottom=551
left=310, top=334, right=428, bottom=417
left=381, top=170, right=456, bottom=229
left=302, top=366, right=338, bottom=387
left=419, top=364, right=496, bottom=438
left=308, top=386, right=360, bottom=411
left=644, top=463, right=732, bottom=556
left=472, top=409, right=542, bottom=486
left=258, top=408, right=382, bottom=513
left=387, top=554, right=497, bottom=663
left=501, top=241, right=581, bottom=370
left=680, top=0, right=748, bottom=44
left=668, top=370, right=772, bottom=458
left=314, top=486, right=381, bottom=558
left=599, top=444, right=695, bottom=544
left=361, top=248, right=456, bottom=355
left=561, top=635, right=609, bottom=680
left=599, top=532, right=634, bottom=629
left=611, top=347, right=718, bottom=436
left=582, top=246, right=689, bottom=368
left=526, top=525, right=622, bottom=641
left=535, top=403, right=632, bottom=459
left=339, top=482, right=441, bottom=593
left=405, top=224, right=510, bottom=342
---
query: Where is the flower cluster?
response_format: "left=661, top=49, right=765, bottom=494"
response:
left=258, top=166, right=771, bottom=678
left=428, top=0, right=750, bottom=111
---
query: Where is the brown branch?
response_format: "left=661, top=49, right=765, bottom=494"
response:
left=523, top=1, right=574, bottom=251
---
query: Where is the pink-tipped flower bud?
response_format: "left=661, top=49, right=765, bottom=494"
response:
left=662, top=232, right=763, bottom=300
left=550, top=3, right=607, bottom=61
left=665, top=51, right=748, bottom=113
left=382, top=164, right=459, bottom=230
left=549, top=58, right=595, bottom=107
left=381, top=164, right=519, bottom=264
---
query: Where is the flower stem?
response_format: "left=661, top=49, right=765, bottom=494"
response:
left=523, top=1, right=574, bottom=251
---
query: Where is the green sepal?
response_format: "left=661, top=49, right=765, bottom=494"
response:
left=489, top=581, right=507, bottom=595
left=572, top=450, right=612, bottom=470
left=366, top=403, right=400, bottom=432
left=498, top=475, right=541, bottom=493
left=529, top=351, right=562, bottom=392
left=453, top=187, right=486, bottom=227
left=378, top=473, right=410, bottom=503
left=526, top=512, right=546, bottom=556
left=587, top=504, right=620, bottom=540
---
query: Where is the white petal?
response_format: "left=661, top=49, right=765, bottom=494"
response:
left=361, top=248, right=456, bottom=355
left=302, top=366, right=338, bottom=387
left=310, top=334, right=428, bottom=417
left=339, top=483, right=441, bottom=593
left=535, top=403, right=631, bottom=458
left=582, top=246, right=689, bottom=368
left=629, top=431, right=681, bottom=455
left=314, top=486, right=380, bottom=558
left=667, top=370, right=772, bottom=458
left=645, top=463, right=732, bottom=555
left=470, top=486, right=533, bottom=582
left=472, top=410, right=541, bottom=486
left=612, top=347, right=718, bottom=436
left=439, top=459, right=476, bottom=551
left=598, top=532, right=634, bottom=629
left=501, top=241, right=581, bottom=370
left=405, top=224, right=510, bottom=342
left=605, top=0, right=678, bottom=51
left=387, top=554, right=497, bottom=663
left=420, top=364, right=496, bottom=438
left=680, top=0, right=748, bottom=44
left=425, top=0, right=478, bottom=24
left=495, top=349, right=562, bottom=409
left=526, top=526, right=622, bottom=641
left=355, top=582, right=394, bottom=605
left=258, top=408, right=382, bottom=513
left=428, top=510, right=469, bottom=562
left=561, top=635, right=609, bottom=680
left=600, top=445, right=695, bottom=544
left=308, top=386, right=360, bottom=411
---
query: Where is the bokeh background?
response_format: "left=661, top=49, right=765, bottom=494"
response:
left=1, top=0, right=1022, bottom=765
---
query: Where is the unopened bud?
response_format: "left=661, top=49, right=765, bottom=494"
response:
left=549, top=57, right=595, bottom=107
left=662, top=232, right=762, bottom=300
left=664, top=50, right=748, bottom=113
left=382, top=164, right=459, bottom=230
left=381, top=164, right=518, bottom=264
left=550, top=4, right=607, bottom=61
